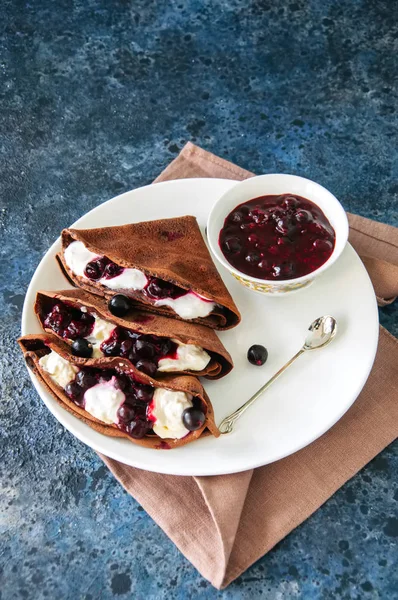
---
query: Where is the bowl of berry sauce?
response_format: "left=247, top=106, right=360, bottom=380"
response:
left=207, top=174, right=348, bottom=295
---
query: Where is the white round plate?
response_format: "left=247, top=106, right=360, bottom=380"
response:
left=22, top=178, right=379, bottom=476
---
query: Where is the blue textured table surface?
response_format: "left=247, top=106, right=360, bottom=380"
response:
left=1, top=1, right=397, bottom=598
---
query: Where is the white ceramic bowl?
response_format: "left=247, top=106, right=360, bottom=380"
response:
left=207, top=174, right=349, bottom=295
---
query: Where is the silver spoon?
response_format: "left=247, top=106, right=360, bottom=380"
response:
left=219, top=316, right=338, bottom=435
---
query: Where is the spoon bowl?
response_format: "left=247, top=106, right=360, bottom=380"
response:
left=303, top=316, right=337, bottom=350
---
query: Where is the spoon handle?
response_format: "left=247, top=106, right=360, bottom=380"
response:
left=219, top=347, right=305, bottom=434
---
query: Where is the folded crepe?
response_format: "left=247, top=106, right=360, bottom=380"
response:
left=58, top=216, right=241, bottom=330
left=35, top=289, right=233, bottom=379
left=18, top=334, right=220, bottom=449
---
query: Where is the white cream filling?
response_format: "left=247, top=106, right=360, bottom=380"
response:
left=150, top=389, right=193, bottom=439
left=101, top=269, right=148, bottom=290
left=85, top=314, right=116, bottom=358
left=154, top=292, right=216, bottom=319
left=64, top=241, right=147, bottom=290
left=158, top=340, right=211, bottom=372
left=64, top=241, right=216, bottom=320
left=64, top=241, right=98, bottom=277
left=39, top=350, right=78, bottom=388
left=83, top=377, right=125, bottom=424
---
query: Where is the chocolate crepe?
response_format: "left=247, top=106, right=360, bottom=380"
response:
left=35, top=289, right=233, bottom=379
left=18, top=334, right=220, bottom=449
left=58, top=216, right=241, bottom=330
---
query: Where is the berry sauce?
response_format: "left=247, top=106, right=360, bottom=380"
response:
left=143, top=277, right=187, bottom=300
left=219, top=194, right=335, bottom=280
left=99, top=326, right=178, bottom=375
left=64, top=366, right=155, bottom=439
left=83, top=255, right=187, bottom=299
left=43, top=302, right=95, bottom=339
left=43, top=301, right=179, bottom=374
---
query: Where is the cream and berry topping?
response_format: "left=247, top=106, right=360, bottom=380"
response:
left=38, top=351, right=205, bottom=440
left=63, top=241, right=148, bottom=290
left=85, top=315, right=116, bottom=358
left=42, top=300, right=211, bottom=374
left=157, top=341, right=210, bottom=373
left=64, top=240, right=216, bottom=319
left=149, top=389, right=193, bottom=439
left=219, top=194, right=336, bottom=280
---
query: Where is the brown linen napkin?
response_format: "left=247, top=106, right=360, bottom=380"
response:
left=101, top=143, right=398, bottom=589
